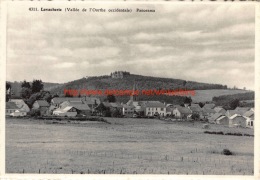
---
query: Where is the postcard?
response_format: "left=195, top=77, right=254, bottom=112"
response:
left=0, top=1, right=259, bottom=180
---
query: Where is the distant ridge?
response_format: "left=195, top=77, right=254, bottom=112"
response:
left=49, top=72, right=228, bottom=96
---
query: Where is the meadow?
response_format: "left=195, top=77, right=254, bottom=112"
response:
left=191, top=89, right=249, bottom=102
left=6, top=117, right=254, bottom=175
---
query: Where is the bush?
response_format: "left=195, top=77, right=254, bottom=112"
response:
left=222, top=149, right=233, bottom=156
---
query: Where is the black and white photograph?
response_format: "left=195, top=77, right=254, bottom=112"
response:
left=1, top=1, right=259, bottom=178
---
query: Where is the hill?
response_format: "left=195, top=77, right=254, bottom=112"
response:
left=191, top=89, right=251, bottom=103
left=50, top=74, right=228, bottom=96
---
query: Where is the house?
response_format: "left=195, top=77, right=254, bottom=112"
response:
left=208, top=113, right=223, bottom=124
left=6, top=102, right=27, bottom=116
left=60, top=101, right=92, bottom=116
left=9, top=99, right=30, bottom=112
left=144, top=101, right=166, bottom=117
left=122, top=104, right=135, bottom=117
left=201, top=108, right=216, bottom=120
left=243, top=110, right=254, bottom=128
left=172, top=105, right=192, bottom=119
left=53, top=106, right=78, bottom=117
left=234, top=107, right=251, bottom=115
left=216, top=116, right=229, bottom=125
left=229, top=114, right=247, bottom=128
left=51, top=97, right=82, bottom=107
left=32, top=100, right=50, bottom=115
left=203, top=103, right=215, bottom=109
left=214, top=106, right=226, bottom=115
left=225, top=110, right=242, bottom=118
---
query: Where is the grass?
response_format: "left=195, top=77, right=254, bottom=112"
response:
left=6, top=117, right=253, bottom=175
left=192, top=89, right=249, bottom=102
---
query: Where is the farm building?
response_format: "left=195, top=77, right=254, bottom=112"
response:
left=53, top=106, right=78, bottom=117
left=216, top=116, right=229, bottom=125
left=214, top=106, right=226, bottom=115
left=32, top=100, right=50, bottom=116
left=243, top=110, right=254, bottom=128
left=229, top=114, right=247, bottom=128
left=59, top=101, right=92, bottom=116
left=9, top=99, right=30, bottom=112
left=144, top=101, right=166, bottom=117
left=208, top=113, right=223, bottom=124
left=172, top=105, right=192, bottom=119
left=6, top=102, right=27, bottom=116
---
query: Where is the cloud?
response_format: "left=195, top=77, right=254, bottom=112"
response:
left=6, top=3, right=255, bottom=90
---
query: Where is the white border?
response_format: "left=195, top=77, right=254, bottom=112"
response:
left=0, top=1, right=259, bottom=180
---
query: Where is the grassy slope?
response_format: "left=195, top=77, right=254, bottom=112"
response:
left=192, top=89, right=250, bottom=103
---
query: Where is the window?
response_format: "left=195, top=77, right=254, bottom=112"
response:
left=251, top=121, right=253, bottom=126
left=161, top=108, right=164, bottom=111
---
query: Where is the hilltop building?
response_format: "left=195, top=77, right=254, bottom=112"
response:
left=111, top=71, right=130, bottom=79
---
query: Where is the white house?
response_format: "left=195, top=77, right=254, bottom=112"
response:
left=144, top=102, right=166, bottom=117
left=243, top=110, right=254, bottom=128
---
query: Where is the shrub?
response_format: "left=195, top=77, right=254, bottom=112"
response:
left=222, top=149, right=233, bottom=156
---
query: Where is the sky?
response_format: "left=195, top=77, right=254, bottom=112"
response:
left=6, top=3, right=255, bottom=90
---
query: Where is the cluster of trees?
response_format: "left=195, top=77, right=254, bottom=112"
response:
left=19, top=80, right=58, bottom=108
left=212, top=92, right=254, bottom=110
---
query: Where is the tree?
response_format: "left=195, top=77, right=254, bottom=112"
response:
left=21, top=80, right=31, bottom=89
left=20, top=87, right=32, bottom=99
left=184, top=96, right=192, bottom=105
left=229, top=99, right=240, bottom=110
left=199, top=102, right=205, bottom=108
left=31, top=79, right=44, bottom=93
left=6, top=82, right=11, bottom=102
left=191, top=113, right=200, bottom=121
left=107, top=94, right=116, bottom=102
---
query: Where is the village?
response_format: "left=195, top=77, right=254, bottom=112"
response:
left=6, top=85, right=254, bottom=129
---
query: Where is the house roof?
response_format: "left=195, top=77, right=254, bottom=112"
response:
left=243, top=110, right=254, bottom=118
left=51, top=97, right=82, bottom=104
left=202, top=108, right=216, bottom=114
left=235, top=107, right=251, bottom=114
left=36, top=100, right=49, bottom=107
left=110, top=102, right=123, bottom=108
left=216, top=115, right=228, bottom=121
left=63, top=106, right=74, bottom=112
left=174, top=105, right=192, bottom=114
left=190, top=103, right=200, bottom=108
left=203, top=103, right=215, bottom=109
left=189, top=106, right=202, bottom=112
left=208, top=113, right=223, bottom=121
left=214, top=107, right=225, bottom=113
left=226, top=110, right=244, bottom=117
left=6, top=102, right=19, bottom=109
left=102, top=102, right=112, bottom=108
left=230, top=114, right=246, bottom=120
left=72, top=104, right=91, bottom=111
left=145, top=102, right=165, bottom=108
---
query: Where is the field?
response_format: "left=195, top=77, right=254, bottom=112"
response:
left=6, top=117, right=254, bottom=175
left=192, top=89, right=249, bottom=102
